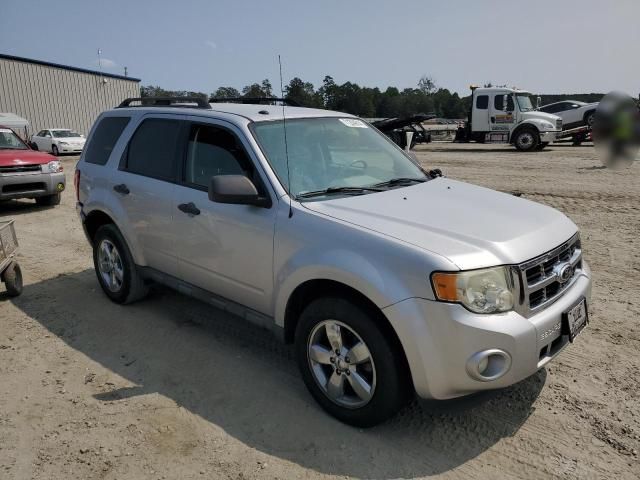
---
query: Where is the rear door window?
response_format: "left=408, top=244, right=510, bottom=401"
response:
left=84, top=117, right=130, bottom=165
left=123, top=118, right=182, bottom=181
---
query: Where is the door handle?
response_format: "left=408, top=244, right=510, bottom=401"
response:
left=113, top=184, right=130, bottom=195
left=490, top=116, right=496, bottom=123
left=178, top=202, right=201, bottom=216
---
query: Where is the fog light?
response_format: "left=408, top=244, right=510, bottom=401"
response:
left=466, top=349, right=512, bottom=381
left=57, top=183, right=65, bottom=191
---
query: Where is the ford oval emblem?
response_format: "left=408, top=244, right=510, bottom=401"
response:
left=554, top=262, right=573, bottom=283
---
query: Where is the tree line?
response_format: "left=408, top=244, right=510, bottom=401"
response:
left=140, top=76, right=604, bottom=119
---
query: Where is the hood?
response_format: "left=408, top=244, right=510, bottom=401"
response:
left=0, top=149, right=56, bottom=166
left=522, top=111, right=560, bottom=123
left=301, top=178, right=577, bottom=270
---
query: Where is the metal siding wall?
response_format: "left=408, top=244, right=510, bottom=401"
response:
left=0, top=58, right=139, bottom=136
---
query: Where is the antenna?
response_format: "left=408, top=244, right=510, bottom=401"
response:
left=278, top=55, right=293, bottom=218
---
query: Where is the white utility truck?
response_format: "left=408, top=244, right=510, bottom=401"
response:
left=456, top=86, right=563, bottom=151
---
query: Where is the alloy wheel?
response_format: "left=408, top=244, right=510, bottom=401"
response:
left=307, top=320, right=376, bottom=408
left=97, top=239, right=124, bottom=292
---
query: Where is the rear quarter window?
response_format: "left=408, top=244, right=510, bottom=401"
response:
left=84, top=117, right=130, bottom=165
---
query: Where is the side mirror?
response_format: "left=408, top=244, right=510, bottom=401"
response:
left=536, top=96, right=541, bottom=109
left=208, top=175, right=271, bottom=208
left=502, top=94, right=509, bottom=112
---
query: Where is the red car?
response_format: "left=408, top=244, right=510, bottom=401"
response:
left=0, top=126, right=65, bottom=206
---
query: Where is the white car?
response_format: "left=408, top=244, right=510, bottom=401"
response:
left=31, top=128, right=86, bottom=155
left=538, top=101, right=598, bottom=130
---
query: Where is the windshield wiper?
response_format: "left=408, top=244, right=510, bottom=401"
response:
left=370, top=177, right=428, bottom=188
left=297, top=185, right=384, bottom=199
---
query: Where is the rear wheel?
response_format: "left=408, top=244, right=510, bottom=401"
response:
left=585, top=111, right=595, bottom=128
left=295, top=297, right=410, bottom=427
left=30, top=142, right=38, bottom=151
left=2, top=262, right=23, bottom=297
left=35, top=193, right=61, bottom=206
left=93, top=224, right=148, bottom=304
left=51, top=145, right=59, bottom=156
left=514, top=127, right=539, bottom=151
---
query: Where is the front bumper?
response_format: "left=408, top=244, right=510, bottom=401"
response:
left=57, top=144, right=84, bottom=153
left=539, top=130, right=561, bottom=143
left=383, top=261, right=592, bottom=400
left=0, top=171, right=66, bottom=200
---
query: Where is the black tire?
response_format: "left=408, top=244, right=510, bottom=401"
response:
left=92, top=224, right=148, bottom=304
left=51, top=145, right=59, bottom=156
left=513, top=127, right=539, bottom=152
left=31, top=142, right=38, bottom=151
left=2, top=262, right=23, bottom=297
left=584, top=111, right=595, bottom=128
left=295, top=297, right=410, bottom=427
left=35, top=193, right=61, bottom=206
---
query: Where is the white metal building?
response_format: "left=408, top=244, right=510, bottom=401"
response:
left=0, top=53, right=140, bottom=136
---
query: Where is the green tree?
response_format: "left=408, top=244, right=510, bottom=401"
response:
left=418, top=75, right=437, bottom=95
left=285, top=77, right=322, bottom=107
left=212, top=86, right=241, bottom=98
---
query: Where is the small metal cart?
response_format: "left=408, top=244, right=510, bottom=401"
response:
left=0, top=220, right=22, bottom=297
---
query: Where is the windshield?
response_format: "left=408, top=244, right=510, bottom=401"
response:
left=0, top=128, right=28, bottom=150
left=516, top=94, right=535, bottom=112
left=52, top=130, right=81, bottom=138
left=251, top=117, right=426, bottom=199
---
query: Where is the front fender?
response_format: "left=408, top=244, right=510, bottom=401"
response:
left=518, top=119, right=553, bottom=132
left=272, top=204, right=457, bottom=327
left=274, top=249, right=397, bottom=328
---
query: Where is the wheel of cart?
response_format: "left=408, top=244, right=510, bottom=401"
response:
left=0, top=220, right=23, bottom=297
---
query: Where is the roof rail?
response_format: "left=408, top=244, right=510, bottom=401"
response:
left=209, top=97, right=300, bottom=107
left=117, top=97, right=212, bottom=109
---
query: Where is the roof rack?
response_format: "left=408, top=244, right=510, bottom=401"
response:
left=209, top=97, right=300, bottom=107
left=117, top=97, right=212, bottom=109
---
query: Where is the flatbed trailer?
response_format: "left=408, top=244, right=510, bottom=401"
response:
left=556, top=125, right=592, bottom=145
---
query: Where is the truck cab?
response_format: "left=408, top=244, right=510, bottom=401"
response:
left=467, top=87, right=562, bottom=151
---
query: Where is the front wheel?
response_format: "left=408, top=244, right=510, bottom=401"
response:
left=295, top=297, right=410, bottom=427
left=513, top=128, right=539, bottom=152
left=51, top=145, right=59, bottom=156
left=2, top=262, right=23, bottom=297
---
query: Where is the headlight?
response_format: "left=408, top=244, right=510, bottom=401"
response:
left=42, top=161, right=62, bottom=173
left=431, top=267, right=515, bottom=314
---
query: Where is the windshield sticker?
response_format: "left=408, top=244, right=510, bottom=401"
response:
left=339, top=118, right=368, bottom=128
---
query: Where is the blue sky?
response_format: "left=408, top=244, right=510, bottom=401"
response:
left=1, top=0, right=638, bottom=96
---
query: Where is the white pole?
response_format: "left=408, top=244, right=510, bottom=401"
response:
left=405, top=131, right=414, bottom=152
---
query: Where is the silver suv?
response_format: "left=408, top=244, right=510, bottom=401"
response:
left=76, top=97, right=592, bottom=427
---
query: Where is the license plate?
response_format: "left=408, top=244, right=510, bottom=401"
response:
left=563, top=298, right=588, bottom=341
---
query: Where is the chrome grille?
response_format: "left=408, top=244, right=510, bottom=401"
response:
left=517, top=234, right=582, bottom=314
left=0, top=165, right=41, bottom=174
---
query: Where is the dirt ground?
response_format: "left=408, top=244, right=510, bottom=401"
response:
left=1, top=143, right=639, bottom=480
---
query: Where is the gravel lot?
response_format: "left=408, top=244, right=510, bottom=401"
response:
left=1, top=143, right=638, bottom=479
